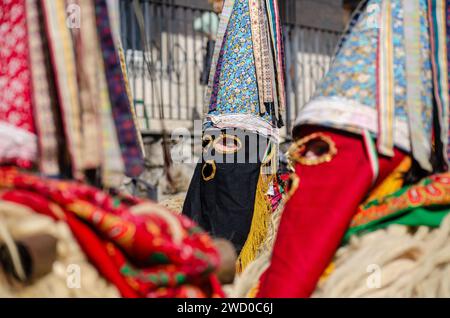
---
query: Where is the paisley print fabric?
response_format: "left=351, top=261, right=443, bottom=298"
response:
left=297, top=0, right=434, bottom=157
left=208, top=0, right=270, bottom=121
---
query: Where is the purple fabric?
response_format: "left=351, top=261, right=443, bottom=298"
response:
left=95, top=0, right=144, bottom=178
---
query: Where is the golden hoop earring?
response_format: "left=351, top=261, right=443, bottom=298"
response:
left=213, top=134, right=242, bottom=154
left=288, top=132, right=337, bottom=166
left=202, top=160, right=217, bottom=181
left=202, top=134, right=213, bottom=153
left=285, top=173, right=300, bottom=201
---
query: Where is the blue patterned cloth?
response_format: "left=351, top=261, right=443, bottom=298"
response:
left=298, top=0, right=434, bottom=153
left=208, top=0, right=271, bottom=122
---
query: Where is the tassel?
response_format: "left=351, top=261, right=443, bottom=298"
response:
left=236, top=171, right=273, bottom=273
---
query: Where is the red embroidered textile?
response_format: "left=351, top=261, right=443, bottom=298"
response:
left=257, top=126, right=405, bottom=298
left=0, top=0, right=37, bottom=168
left=0, top=167, right=223, bottom=298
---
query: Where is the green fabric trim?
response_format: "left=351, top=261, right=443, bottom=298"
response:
left=344, top=205, right=450, bottom=244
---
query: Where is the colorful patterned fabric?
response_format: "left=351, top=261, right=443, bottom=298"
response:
left=26, top=0, right=61, bottom=176
left=73, top=0, right=102, bottom=170
left=205, top=0, right=284, bottom=138
left=0, top=0, right=37, bottom=168
left=295, top=0, right=436, bottom=169
left=0, top=167, right=223, bottom=298
left=118, top=41, right=146, bottom=158
left=85, top=3, right=126, bottom=188
left=42, top=0, right=84, bottom=179
left=345, top=172, right=450, bottom=242
left=376, top=0, right=395, bottom=157
left=428, top=0, right=450, bottom=166
left=95, top=0, right=144, bottom=178
left=403, top=0, right=432, bottom=171
left=208, top=0, right=264, bottom=117
left=266, top=0, right=286, bottom=116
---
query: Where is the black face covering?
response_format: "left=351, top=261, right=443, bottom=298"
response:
left=182, top=128, right=269, bottom=254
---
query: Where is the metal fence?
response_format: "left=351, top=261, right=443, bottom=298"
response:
left=119, top=0, right=341, bottom=136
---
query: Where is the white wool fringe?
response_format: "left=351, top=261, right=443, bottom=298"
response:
left=228, top=211, right=450, bottom=298
left=314, top=214, right=450, bottom=297
left=0, top=202, right=120, bottom=298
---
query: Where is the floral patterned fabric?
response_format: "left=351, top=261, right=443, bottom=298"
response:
left=296, top=0, right=434, bottom=155
left=0, top=0, right=37, bottom=168
left=208, top=0, right=270, bottom=121
left=345, top=172, right=450, bottom=242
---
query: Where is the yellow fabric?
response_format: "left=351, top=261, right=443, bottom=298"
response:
left=319, top=262, right=336, bottom=284
left=236, top=173, right=273, bottom=273
left=246, top=283, right=260, bottom=298
left=364, top=156, right=412, bottom=204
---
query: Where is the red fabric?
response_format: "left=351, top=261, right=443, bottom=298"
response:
left=0, top=0, right=34, bottom=133
left=0, top=189, right=140, bottom=297
left=0, top=0, right=37, bottom=168
left=64, top=210, right=140, bottom=298
left=257, top=126, right=405, bottom=298
left=0, top=167, right=224, bottom=298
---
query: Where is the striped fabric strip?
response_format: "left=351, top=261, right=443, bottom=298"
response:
left=203, top=0, right=235, bottom=114
left=26, top=0, right=60, bottom=176
left=118, top=41, right=146, bottom=158
left=265, top=0, right=277, bottom=57
left=376, top=0, right=395, bottom=157
left=259, top=0, right=274, bottom=105
left=428, top=0, right=450, bottom=166
left=264, top=0, right=285, bottom=120
left=263, top=0, right=285, bottom=116
left=272, top=0, right=286, bottom=113
left=95, top=37, right=126, bottom=188
left=249, top=0, right=265, bottom=114
left=0, top=0, right=37, bottom=169
left=363, top=129, right=379, bottom=185
left=81, top=0, right=125, bottom=187
left=95, top=0, right=144, bottom=178
left=447, top=0, right=450, bottom=161
left=403, top=0, right=432, bottom=171
left=74, top=0, right=102, bottom=170
left=42, top=0, right=84, bottom=179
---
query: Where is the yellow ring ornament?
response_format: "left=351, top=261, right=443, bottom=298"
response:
left=202, top=134, right=213, bottom=153
left=288, top=132, right=337, bottom=166
left=202, top=160, right=217, bottom=181
left=285, top=173, right=300, bottom=201
left=213, top=134, right=242, bottom=154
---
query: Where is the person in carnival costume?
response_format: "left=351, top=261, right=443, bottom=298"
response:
left=183, top=0, right=286, bottom=271
left=258, top=0, right=450, bottom=297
